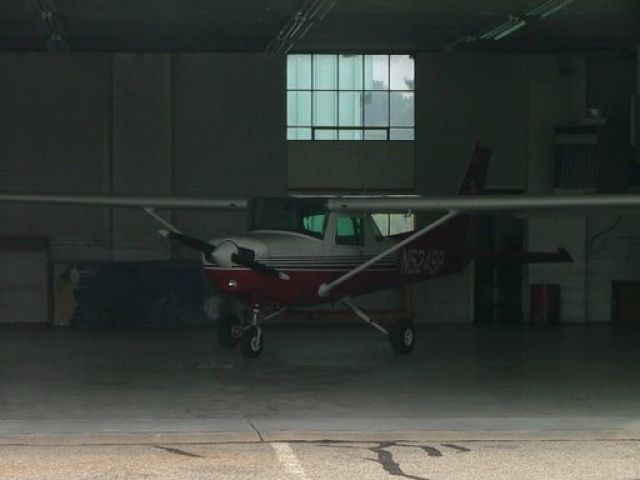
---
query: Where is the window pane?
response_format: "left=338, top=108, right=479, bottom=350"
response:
left=364, top=129, right=387, bottom=140
left=364, top=91, right=389, bottom=127
left=301, top=214, right=326, bottom=238
left=313, top=92, right=337, bottom=126
left=287, top=127, right=312, bottom=140
left=315, top=129, right=338, bottom=140
left=390, top=55, right=414, bottom=90
left=339, top=92, right=363, bottom=127
left=338, top=129, right=363, bottom=140
left=390, top=92, right=414, bottom=127
left=390, top=128, right=414, bottom=140
left=389, top=213, right=415, bottom=235
left=287, top=91, right=311, bottom=126
left=336, top=216, right=363, bottom=245
left=364, top=55, right=389, bottom=90
left=287, top=54, right=311, bottom=90
left=372, top=214, right=390, bottom=236
left=339, top=54, right=363, bottom=90
left=313, top=54, right=337, bottom=90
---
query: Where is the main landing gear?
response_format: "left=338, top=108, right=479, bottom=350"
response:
left=341, top=297, right=415, bottom=354
left=217, top=303, right=286, bottom=359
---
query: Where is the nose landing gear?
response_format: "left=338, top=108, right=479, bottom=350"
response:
left=217, top=304, right=285, bottom=359
left=240, top=325, right=263, bottom=358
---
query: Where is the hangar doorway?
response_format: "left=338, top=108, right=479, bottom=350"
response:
left=612, top=281, right=640, bottom=323
left=474, top=214, right=525, bottom=324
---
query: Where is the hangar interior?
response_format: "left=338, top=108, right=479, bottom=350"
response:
left=1, top=0, right=640, bottom=440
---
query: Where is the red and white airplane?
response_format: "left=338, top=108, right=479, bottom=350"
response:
left=2, top=143, right=640, bottom=358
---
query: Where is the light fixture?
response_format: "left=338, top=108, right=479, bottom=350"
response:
left=493, top=19, right=527, bottom=40
left=479, top=16, right=526, bottom=41
left=526, top=0, right=576, bottom=19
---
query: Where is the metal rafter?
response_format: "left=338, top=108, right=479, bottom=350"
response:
left=22, top=0, right=69, bottom=52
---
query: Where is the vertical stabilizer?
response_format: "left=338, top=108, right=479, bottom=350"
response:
left=458, top=142, right=492, bottom=194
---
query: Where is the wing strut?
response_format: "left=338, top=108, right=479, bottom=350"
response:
left=317, top=210, right=460, bottom=298
left=143, top=207, right=181, bottom=233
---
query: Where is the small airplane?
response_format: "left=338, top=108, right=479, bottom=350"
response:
left=3, top=143, right=640, bottom=358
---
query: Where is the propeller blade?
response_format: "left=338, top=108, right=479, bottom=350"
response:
left=159, top=231, right=289, bottom=280
left=231, top=251, right=290, bottom=281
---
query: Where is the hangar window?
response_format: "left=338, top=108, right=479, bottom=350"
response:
left=287, top=54, right=414, bottom=141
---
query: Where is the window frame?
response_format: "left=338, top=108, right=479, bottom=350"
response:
left=287, top=53, right=415, bottom=141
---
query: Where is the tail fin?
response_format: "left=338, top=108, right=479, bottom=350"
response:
left=458, top=142, right=492, bottom=194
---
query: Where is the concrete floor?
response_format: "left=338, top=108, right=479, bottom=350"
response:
left=1, top=323, right=640, bottom=442
left=3, top=440, right=640, bottom=480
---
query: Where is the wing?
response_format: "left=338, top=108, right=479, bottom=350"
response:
left=325, top=194, right=640, bottom=214
left=0, top=193, right=249, bottom=210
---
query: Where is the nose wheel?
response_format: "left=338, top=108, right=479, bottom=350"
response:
left=217, top=305, right=285, bottom=359
left=240, top=325, right=263, bottom=358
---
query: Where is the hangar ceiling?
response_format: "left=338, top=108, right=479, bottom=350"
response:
left=1, top=0, right=638, bottom=54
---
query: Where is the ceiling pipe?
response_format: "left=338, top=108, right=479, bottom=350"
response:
left=266, top=0, right=337, bottom=53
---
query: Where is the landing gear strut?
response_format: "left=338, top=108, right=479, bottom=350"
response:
left=230, top=305, right=286, bottom=359
left=240, top=307, right=264, bottom=358
left=342, top=297, right=415, bottom=354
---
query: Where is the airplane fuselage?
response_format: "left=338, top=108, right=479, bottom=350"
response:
left=204, top=213, right=473, bottom=307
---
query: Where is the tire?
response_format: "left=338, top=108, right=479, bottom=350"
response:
left=217, top=312, right=242, bottom=349
left=388, top=320, right=415, bottom=354
left=240, top=326, right=264, bottom=359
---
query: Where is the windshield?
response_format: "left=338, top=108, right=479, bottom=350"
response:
left=249, top=198, right=328, bottom=239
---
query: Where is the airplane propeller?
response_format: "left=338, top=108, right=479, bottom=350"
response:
left=158, top=230, right=289, bottom=280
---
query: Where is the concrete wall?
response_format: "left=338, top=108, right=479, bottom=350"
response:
left=0, top=54, right=111, bottom=259
left=0, top=53, right=287, bottom=262
left=524, top=53, right=637, bottom=324
left=288, top=141, right=414, bottom=191
left=583, top=53, right=638, bottom=323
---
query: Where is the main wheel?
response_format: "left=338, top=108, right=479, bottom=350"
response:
left=217, top=312, right=242, bottom=349
left=388, top=320, right=415, bottom=354
left=240, top=326, right=264, bottom=358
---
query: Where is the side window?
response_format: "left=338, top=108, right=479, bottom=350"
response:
left=372, top=213, right=415, bottom=236
left=335, top=215, right=363, bottom=246
left=301, top=214, right=326, bottom=238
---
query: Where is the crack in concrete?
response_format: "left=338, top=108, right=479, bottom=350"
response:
left=369, top=441, right=430, bottom=480
left=247, top=421, right=265, bottom=442
left=440, top=443, right=470, bottom=453
left=153, top=445, right=203, bottom=458
left=311, top=440, right=471, bottom=480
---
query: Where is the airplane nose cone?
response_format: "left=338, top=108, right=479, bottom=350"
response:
left=210, top=240, right=239, bottom=267
left=209, top=237, right=268, bottom=267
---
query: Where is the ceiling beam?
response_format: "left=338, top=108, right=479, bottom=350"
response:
left=22, top=0, right=69, bottom=52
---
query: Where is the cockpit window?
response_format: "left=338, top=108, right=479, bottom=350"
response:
left=302, top=214, right=326, bottom=238
left=369, top=214, right=385, bottom=241
left=250, top=198, right=327, bottom=239
left=335, top=215, right=364, bottom=246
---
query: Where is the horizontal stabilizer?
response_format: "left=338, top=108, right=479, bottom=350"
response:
left=473, top=247, right=572, bottom=264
